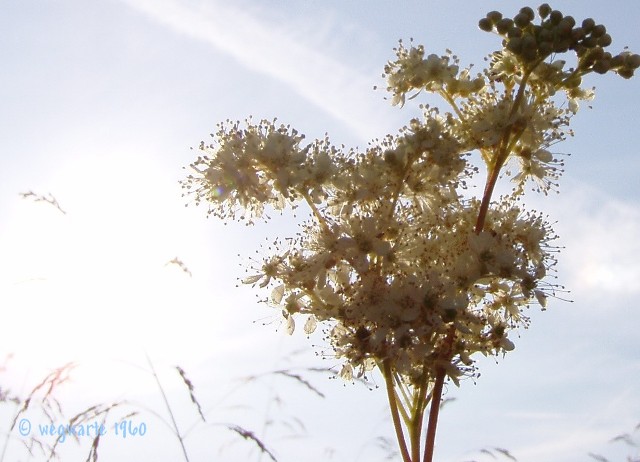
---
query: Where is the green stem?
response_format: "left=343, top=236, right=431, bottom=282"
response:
left=383, top=359, right=412, bottom=462
left=439, top=89, right=465, bottom=120
left=302, top=190, right=332, bottom=236
left=393, top=371, right=413, bottom=426
left=410, top=364, right=430, bottom=461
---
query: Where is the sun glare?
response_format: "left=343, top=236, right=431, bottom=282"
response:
left=0, top=150, right=227, bottom=393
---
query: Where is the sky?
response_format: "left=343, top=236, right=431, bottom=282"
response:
left=1, top=1, right=640, bottom=461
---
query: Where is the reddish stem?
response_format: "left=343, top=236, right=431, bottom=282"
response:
left=474, top=163, right=501, bottom=234
left=422, top=366, right=446, bottom=462
left=423, top=326, right=456, bottom=462
left=475, top=66, right=537, bottom=234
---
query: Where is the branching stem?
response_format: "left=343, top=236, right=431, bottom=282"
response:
left=302, top=190, right=332, bottom=236
left=475, top=66, right=536, bottom=233
left=384, top=359, right=411, bottom=462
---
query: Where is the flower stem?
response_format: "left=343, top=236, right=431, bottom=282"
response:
left=475, top=67, right=535, bottom=234
left=302, top=190, right=333, bottom=237
left=409, top=365, right=430, bottom=461
left=423, top=325, right=456, bottom=462
left=422, top=366, right=446, bottom=462
left=475, top=164, right=500, bottom=234
left=383, top=359, right=412, bottom=462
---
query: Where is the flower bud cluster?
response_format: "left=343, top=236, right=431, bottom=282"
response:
left=479, top=4, right=640, bottom=80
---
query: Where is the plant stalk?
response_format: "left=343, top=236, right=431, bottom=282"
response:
left=383, top=359, right=412, bottom=462
left=475, top=66, right=536, bottom=234
left=422, top=366, right=446, bottom=462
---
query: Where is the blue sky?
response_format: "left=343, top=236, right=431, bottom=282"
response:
left=1, top=1, right=640, bottom=461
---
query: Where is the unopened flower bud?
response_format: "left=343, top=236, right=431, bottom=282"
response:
left=538, top=3, right=552, bottom=19
left=520, top=6, right=535, bottom=21
left=486, top=11, right=503, bottom=24
left=617, top=67, right=635, bottom=79
left=554, top=39, right=571, bottom=53
left=549, top=10, right=563, bottom=25
left=593, top=47, right=606, bottom=60
left=479, top=17, right=493, bottom=32
left=582, top=18, right=595, bottom=33
left=496, top=18, right=514, bottom=35
left=610, top=54, right=625, bottom=68
left=598, top=34, right=612, bottom=47
left=514, top=13, right=531, bottom=28
left=591, top=24, right=607, bottom=38
left=556, top=19, right=573, bottom=37
left=593, top=59, right=611, bottom=74
left=626, top=53, right=640, bottom=69
left=574, top=44, right=587, bottom=57
left=571, top=27, right=586, bottom=41
left=508, top=26, right=523, bottom=38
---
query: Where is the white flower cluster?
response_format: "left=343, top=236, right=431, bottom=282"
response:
left=383, top=42, right=485, bottom=106
left=182, top=119, right=337, bottom=222
left=182, top=5, right=637, bottom=387
left=183, top=116, right=557, bottom=385
left=291, top=198, right=554, bottom=383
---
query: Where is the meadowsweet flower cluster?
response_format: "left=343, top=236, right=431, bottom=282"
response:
left=183, top=119, right=339, bottom=222
left=182, top=5, right=637, bottom=461
left=383, top=45, right=485, bottom=106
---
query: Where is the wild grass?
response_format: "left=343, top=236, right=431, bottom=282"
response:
left=589, top=422, right=640, bottom=462
left=3, top=190, right=330, bottom=461
left=19, top=191, right=66, bottom=215
left=0, top=357, right=127, bottom=462
left=0, top=353, right=332, bottom=462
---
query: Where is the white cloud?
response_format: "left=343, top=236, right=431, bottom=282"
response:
left=119, top=0, right=397, bottom=142
left=548, top=179, right=640, bottom=295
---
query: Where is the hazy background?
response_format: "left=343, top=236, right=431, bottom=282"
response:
left=1, top=1, right=639, bottom=461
